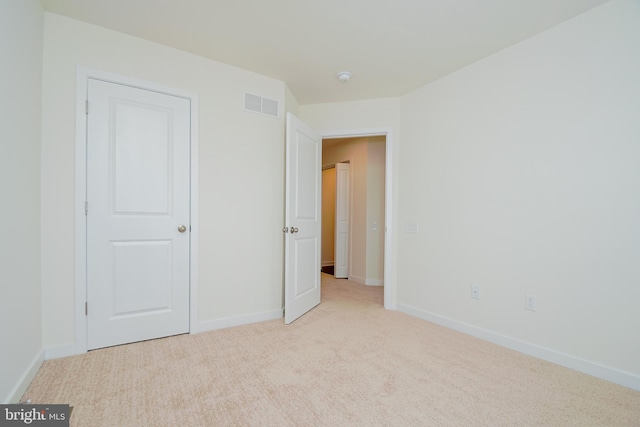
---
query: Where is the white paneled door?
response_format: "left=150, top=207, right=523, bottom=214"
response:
left=86, top=79, right=191, bottom=350
left=334, top=163, right=350, bottom=278
left=284, top=113, right=322, bottom=324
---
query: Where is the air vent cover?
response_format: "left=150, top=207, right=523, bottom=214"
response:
left=244, top=93, right=279, bottom=118
left=261, top=98, right=278, bottom=117
left=244, top=93, right=262, bottom=113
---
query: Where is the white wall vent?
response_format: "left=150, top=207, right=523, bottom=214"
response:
left=244, top=93, right=262, bottom=113
left=244, top=93, right=279, bottom=118
left=261, top=97, right=278, bottom=117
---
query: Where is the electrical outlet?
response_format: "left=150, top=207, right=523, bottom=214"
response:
left=525, top=294, right=537, bottom=311
left=471, top=285, right=481, bottom=300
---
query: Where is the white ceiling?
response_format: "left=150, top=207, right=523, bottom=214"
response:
left=40, top=0, right=610, bottom=105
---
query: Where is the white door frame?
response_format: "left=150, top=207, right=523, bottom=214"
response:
left=321, top=128, right=395, bottom=310
left=73, top=67, right=199, bottom=354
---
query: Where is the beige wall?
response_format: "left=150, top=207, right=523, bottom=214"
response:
left=398, top=0, right=640, bottom=380
left=366, top=138, right=386, bottom=283
left=41, top=13, right=287, bottom=349
left=299, top=98, right=401, bottom=133
left=284, top=85, right=300, bottom=117
left=0, top=0, right=44, bottom=403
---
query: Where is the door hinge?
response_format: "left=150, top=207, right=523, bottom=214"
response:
left=84, top=201, right=88, bottom=215
left=85, top=302, right=88, bottom=316
left=85, top=100, right=89, bottom=115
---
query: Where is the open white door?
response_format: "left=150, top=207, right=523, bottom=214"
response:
left=334, top=163, right=350, bottom=278
left=284, top=113, right=322, bottom=324
left=86, top=79, right=191, bottom=349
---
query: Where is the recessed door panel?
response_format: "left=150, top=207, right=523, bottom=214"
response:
left=295, top=131, right=319, bottom=220
left=112, top=101, right=172, bottom=215
left=112, top=240, right=172, bottom=316
left=294, top=236, right=319, bottom=296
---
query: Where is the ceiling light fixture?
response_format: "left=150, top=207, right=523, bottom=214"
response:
left=337, top=71, right=352, bottom=83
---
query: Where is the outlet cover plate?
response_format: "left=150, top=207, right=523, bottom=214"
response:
left=471, top=285, right=481, bottom=300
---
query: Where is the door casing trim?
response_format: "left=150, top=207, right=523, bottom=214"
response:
left=73, top=66, right=199, bottom=355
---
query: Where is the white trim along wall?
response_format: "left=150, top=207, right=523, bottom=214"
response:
left=397, top=303, right=640, bottom=391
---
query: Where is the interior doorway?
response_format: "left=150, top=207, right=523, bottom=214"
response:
left=283, top=117, right=395, bottom=315
left=321, top=136, right=386, bottom=287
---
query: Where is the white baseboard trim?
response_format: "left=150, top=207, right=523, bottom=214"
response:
left=197, top=309, right=283, bottom=332
left=397, top=303, right=640, bottom=391
left=348, top=275, right=365, bottom=285
left=5, top=349, right=45, bottom=403
left=348, top=275, right=383, bottom=286
left=45, top=343, right=84, bottom=360
left=45, top=309, right=285, bottom=359
left=321, top=262, right=334, bottom=267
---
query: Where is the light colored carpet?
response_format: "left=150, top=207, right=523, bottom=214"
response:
left=23, top=274, right=640, bottom=426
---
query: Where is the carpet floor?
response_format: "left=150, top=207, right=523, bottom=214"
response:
left=23, top=274, right=640, bottom=426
